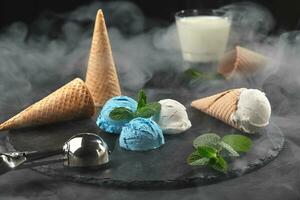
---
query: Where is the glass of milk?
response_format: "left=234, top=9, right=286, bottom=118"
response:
left=175, top=9, right=231, bottom=68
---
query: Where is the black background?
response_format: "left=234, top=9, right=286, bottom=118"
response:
left=0, top=0, right=300, bottom=31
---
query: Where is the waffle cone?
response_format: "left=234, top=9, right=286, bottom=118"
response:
left=85, top=9, right=121, bottom=107
left=0, top=78, right=95, bottom=131
left=191, top=89, right=242, bottom=129
left=218, top=46, right=268, bottom=78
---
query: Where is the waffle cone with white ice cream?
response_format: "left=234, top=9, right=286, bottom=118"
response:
left=85, top=9, right=121, bottom=107
left=218, top=46, right=268, bottom=78
left=191, top=88, right=271, bottom=133
left=0, top=78, right=95, bottom=131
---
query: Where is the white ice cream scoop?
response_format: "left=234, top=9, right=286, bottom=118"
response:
left=232, top=89, right=271, bottom=133
left=156, top=99, right=192, bottom=134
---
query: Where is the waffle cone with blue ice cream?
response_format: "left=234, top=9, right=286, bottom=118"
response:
left=85, top=9, right=121, bottom=107
left=0, top=78, right=95, bottom=131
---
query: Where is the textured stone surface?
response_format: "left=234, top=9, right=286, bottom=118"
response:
left=7, top=87, right=284, bottom=189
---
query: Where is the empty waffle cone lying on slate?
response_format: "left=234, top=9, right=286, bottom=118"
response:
left=0, top=78, right=95, bottom=131
left=191, top=88, right=271, bottom=133
left=191, top=89, right=241, bottom=129
left=85, top=9, right=121, bottom=108
left=218, top=46, right=268, bottom=78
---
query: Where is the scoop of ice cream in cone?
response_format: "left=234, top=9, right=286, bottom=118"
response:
left=85, top=9, right=121, bottom=108
left=0, top=78, right=95, bottom=131
left=191, top=88, right=271, bottom=133
left=218, top=46, right=268, bottom=79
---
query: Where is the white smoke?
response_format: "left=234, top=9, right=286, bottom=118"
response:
left=0, top=1, right=183, bottom=121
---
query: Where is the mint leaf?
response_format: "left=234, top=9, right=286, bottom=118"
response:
left=193, top=133, right=221, bottom=149
left=187, top=150, right=201, bottom=163
left=222, top=134, right=252, bottom=153
left=189, top=157, right=210, bottom=166
left=210, top=155, right=228, bottom=173
left=184, top=68, right=223, bottom=81
left=197, top=146, right=218, bottom=159
left=187, top=151, right=210, bottom=166
left=137, top=90, right=147, bottom=110
left=219, top=141, right=239, bottom=157
left=136, top=102, right=161, bottom=118
left=187, top=146, right=228, bottom=173
left=110, top=90, right=161, bottom=121
left=184, top=68, right=204, bottom=80
left=109, top=107, right=135, bottom=121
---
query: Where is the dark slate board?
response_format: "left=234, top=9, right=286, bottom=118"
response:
left=6, top=86, right=284, bottom=189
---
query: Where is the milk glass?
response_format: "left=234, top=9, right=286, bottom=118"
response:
left=175, top=10, right=231, bottom=69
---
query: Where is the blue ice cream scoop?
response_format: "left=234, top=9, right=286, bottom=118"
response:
left=96, top=96, right=138, bottom=134
left=119, top=117, right=165, bottom=151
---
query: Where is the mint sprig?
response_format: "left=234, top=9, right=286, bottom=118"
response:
left=187, top=133, right=252, bottom=173
left=136, top=102, right=161, bottom=118
left=137, top=90, right=147, bottom=110
left=109, top=107, right=135, bottom=121
left=187, top=150, right=210, bottom=166
left=187, top=146, right=228, bottom=173
left=219, top=141, right=239, bottom=157
left=222, top=134, right=252, bottom=153
left=210, top=155, right=228, bottom=173
left=183, top=68, right=223, bottom=81
left=109, top=90, right=161, bottom=121
left=193, top=133, right=221, bottom=149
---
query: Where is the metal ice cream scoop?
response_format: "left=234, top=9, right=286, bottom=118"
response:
left=0, top=133, right=110, bottom=176
left=63, top=133, right=110, bottom=167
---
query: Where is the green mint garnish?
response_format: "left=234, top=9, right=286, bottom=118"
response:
left=193, top=133, right=221, bottom=149
left=187, top=150, right=210, bottom=166
left=210, top=154, right=228, bottom=173
left=221, top=134, right=252, bottom=153
left=187, top=133, right=252, bottom=173
left=109, top=107, right=135, bottom=121
left=187, top=146, right=228, bottom=173
left=183, top=68, right=223, bottom=81
left=197, top=145, right=218, bottom=159
left=136, top=102, right=161, bottom=118
left=137, top=90, right=147, bottom=110
left=109, top=90, right=161, bottom=121
left=219, top=141, right=239, bottom=157
left=189, top=157, right=210, bottom=166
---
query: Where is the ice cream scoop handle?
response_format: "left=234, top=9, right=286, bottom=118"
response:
left=17, top=156, right=65, bottom=169
left=23, top=149, right=64, bottom=162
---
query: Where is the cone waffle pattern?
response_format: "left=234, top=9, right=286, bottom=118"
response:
left=218, top=46, right=267, bottom=78
left=0, top=78, right=95, bottom=131
left=191, top=89, right=241, bottom=129
left=85, top=9, right=121, bottom=107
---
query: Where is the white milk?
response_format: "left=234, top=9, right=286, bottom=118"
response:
left=176, top=16, right=231, bottom=63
